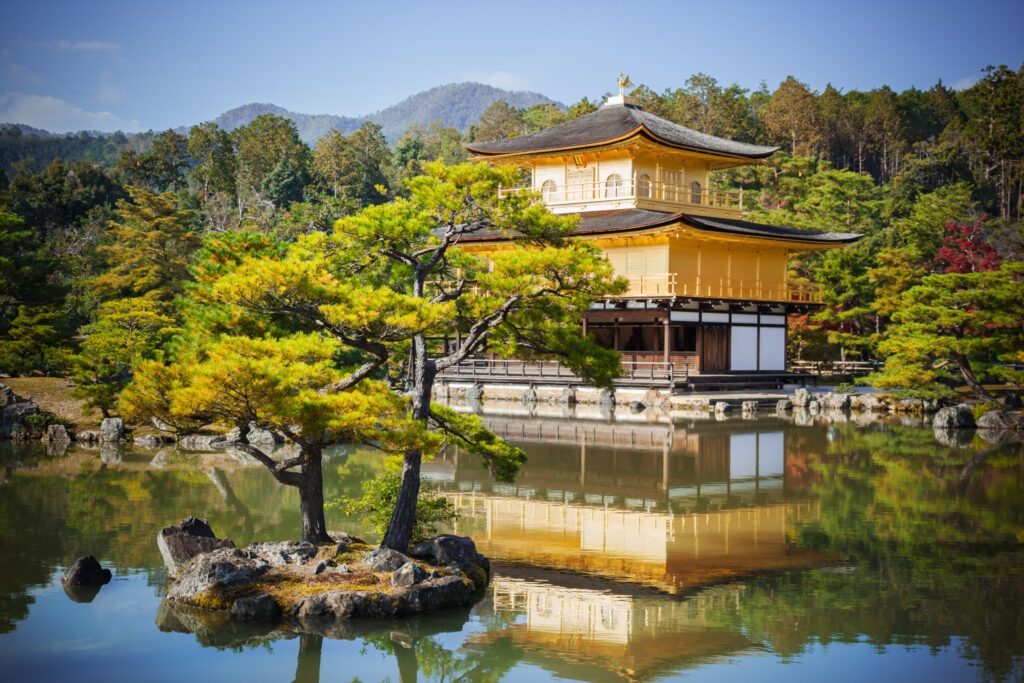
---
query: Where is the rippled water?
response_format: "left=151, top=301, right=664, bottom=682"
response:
left=0, top=412, right=1021, bottom=682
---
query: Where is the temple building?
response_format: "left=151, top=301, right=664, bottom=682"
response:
left=445, top=78, right=861, bottom=391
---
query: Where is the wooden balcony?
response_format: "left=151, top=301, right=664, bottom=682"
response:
left=614, top=274, right=821, bottom=303
left=498, top=178, right=744, bottom=218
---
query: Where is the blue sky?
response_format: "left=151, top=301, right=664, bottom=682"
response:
left=1, top=0, right=1022, bottom=133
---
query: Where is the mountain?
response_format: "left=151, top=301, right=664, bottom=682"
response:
left=207, top=82, right=558, bottom=143
left=0, top=82, right=560, bottom=173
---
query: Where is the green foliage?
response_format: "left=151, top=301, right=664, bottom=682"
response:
left=869, top=262, right=1024, bottom=399
left=0, top=305, right=71, bottom=375
left=20, top=411, right=72, bottom=439
left=329, top=471, right=457, bottom=542
left=71, top=297, right=178, bottom=416
left=87, top=186, right=200, bottom=301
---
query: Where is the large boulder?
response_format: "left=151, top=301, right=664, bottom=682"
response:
left=289, top=574, right=475, bottom=624
left=166, top=547, right=272, bottom=606
left=409, top=535, right=490, bottom=582
left=821, top=393, right=851, bottom=411
left=44, top=424, right=70, bottom=443
left=792, top=387, right=812, bottom=408
left=245, top=541, right=317, bottom=566
left=741, top=400, right=758, bottom=413
left=1, top=399, right=40, bottom=439
left=134, top=433, right=174, bottom=448
left=932, top=404, right=976, bottom=430
left=976, top=410, right=1024, bottom=431
left=713, top=401, right=730, bottom=415
left=158, top=517, right=236, bottom=577
left=62, top=555, right=112, bottom=587
left=363, top=547, right=409, bottom=572
left=775, top=398, right=792, bottom=413
left=99, top=417, right=124, bottom=442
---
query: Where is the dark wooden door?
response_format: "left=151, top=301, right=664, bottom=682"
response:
left=702, top=325, right=729, bottom=372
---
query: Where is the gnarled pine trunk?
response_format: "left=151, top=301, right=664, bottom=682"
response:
left=380, top=335, right=434, bottom=552
left=298, top=449, right=331, bottom=545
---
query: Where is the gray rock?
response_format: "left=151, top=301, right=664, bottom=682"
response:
left=792, top=387, right=812, bottom=408
left=559, top=387, right=577, bottom=406
left=44, top=424, right=69, bottom=443
left=714, top=401, right=730, bottom=415
left=821, top=393, right=851, bottom=411
left=629, top=401, right=646, bottom=414
left=597, top=388, right=615, bottom=408
left=408, top=534, right=490, bottom=582
left=976, top=410, right=1024, bottom=431
left=0, top=383, right=15, bottom=407
left=245, top=541, right=317, bottom=566
left=166, top=547, right=271, bottom=604
left=77, top=430, right=100, bottom=442
left=391, top=561, right=427, bottom=587
left=336, top=564, right=350, bottom=574
left=776, top=399, right=792, bottom=413
left=1004, top=392, right=1023, bottom=410
left=932, top=404, right=976, bottom=430
left=364, top=547, right=409, bottom=572
left=807, top=400, right=821, bottom=414
left=99, top=417, right=124, bottom=442
left=289, top=574, right=475, bottom=623
left=1, top=400, right=40, bottom=439
left=328, top=531, right=365, bottom=546
left=62, top=555, right=112, bottom=587
left=741, top=400, right=758, bottom=413
left=466, top=383, right=484, bottom=402
left=230, top=594, right=281, bottom=622
left=178, top=434, right=229, bottom=450
left=158, top=516, right=236, bottom=577
left=853, top=394, right=884, bottom=412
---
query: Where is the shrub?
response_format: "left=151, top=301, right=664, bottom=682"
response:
left=329, top=472, right=457, bottom=543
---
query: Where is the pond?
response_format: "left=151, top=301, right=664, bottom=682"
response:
left=0, top=411, right=1021, bottom=682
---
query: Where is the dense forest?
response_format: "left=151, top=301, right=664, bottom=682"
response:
left=0, top=65, right=1021, bottom=406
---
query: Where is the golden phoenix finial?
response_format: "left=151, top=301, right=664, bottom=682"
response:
left=617, top=73, right=633, bottom=95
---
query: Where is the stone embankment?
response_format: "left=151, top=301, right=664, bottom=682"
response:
left=156, top=517, right=489, bottom=629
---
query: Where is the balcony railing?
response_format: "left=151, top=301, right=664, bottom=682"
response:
left=438, top=357, right=685, bottom=386
left=498, top=178, right=744, bottom=212
left=429, top=274, right=820, bottom=303
left=612, top=274, right=821, bottom=303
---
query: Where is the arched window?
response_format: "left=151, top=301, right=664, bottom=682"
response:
left=605, top=173, right=624, bottom=198
left=540, top=179, right=557, bottom=201
left=637, top=173, right=652, bottom=199
left=690, top=181, right=702, bottom=204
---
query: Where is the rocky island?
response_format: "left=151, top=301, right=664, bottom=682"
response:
left=157, top=517, right=489, bottom=629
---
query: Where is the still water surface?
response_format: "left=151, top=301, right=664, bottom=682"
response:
left=0, top=412, right=1021, bottom=682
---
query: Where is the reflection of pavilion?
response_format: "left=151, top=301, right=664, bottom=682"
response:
left=471, top=576, right=754, bottom=681
left=425, top=416, right=826, bottom=593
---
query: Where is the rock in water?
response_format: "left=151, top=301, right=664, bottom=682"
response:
left=977, top=410, right=1024, bottom=431
left=99, top=417, right=124, bottom=442
left=166, top=547, right=271, bottom=605
left=364, top=547, right=408, bottom=572
left=44, top=424, right=70, bottom=443
left=62, top=556, right=112, bottom=586
left=391, top=561, right=427, bottom=587
left=741, top=400, right=758, bottom=413
left=932, top=404, right=976, bottom=430
left=776, top=398, right=792, bottom=413
left=230, top=594, right=281, bottom=622
left=792, top=387, right=812, bottom=408
left=158, top=516, right=236, bottom=577
left=714, top=401, right=730, bottom=415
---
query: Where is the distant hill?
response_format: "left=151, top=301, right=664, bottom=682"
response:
left=0, top=82, right=559, bottom=173
left=207, top=82, right=558, bottom=143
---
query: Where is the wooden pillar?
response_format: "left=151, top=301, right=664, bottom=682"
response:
left=663, top=317, right=671, bottom=365
left=696, top=323, right=703, bottom=374
left=581, top=315, right=588, bottom=337
left=613, top=323, right=620, bottom=351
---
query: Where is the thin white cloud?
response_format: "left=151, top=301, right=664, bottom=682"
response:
left=41, top=40, right=119, bottom=52
left=0, top=92, right=141, bottom=133
left=6, top=62, right=44, bottom=85
left=463, top=70, right=532, bottom=91
left=952, top=74, right=980, bottom=91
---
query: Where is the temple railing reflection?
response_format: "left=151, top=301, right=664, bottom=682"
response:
left=425, top=415, right=828, bottom=593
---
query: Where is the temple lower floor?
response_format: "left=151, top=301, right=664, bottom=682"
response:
left=583, top=298, right=806, bottom=374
